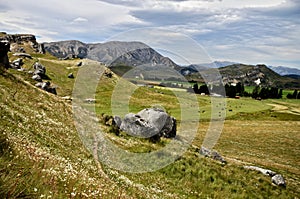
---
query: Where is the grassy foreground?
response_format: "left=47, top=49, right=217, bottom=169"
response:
left=1, top=53, right=300, bottom=198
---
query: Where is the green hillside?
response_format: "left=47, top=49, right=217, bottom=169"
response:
left=1, top=49, right=300, bottom=198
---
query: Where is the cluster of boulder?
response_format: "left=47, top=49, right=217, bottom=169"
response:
left=112, top=107, right=176, bottom=141
left=0, top=33, right=45, bottom=54
left=30, top=62, right=56, bottom=95
left=0, top=36, right=57, bottom=95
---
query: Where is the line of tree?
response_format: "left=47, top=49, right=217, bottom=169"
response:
left=192, top=83, right=209, bottom=95
left=190, top=82, right=249, bottom=98
left=252, top=86, right=282, bottom=99
left=287, top=90, right=300, bottom=99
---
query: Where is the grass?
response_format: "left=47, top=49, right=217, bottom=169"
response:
left=1, top=49, right=300, bottom=198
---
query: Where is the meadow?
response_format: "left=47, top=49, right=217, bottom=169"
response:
left=1, top=53, right=299, bottom=198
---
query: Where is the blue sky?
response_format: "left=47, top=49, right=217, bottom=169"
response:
left=0, top=0, right=299, bottom=68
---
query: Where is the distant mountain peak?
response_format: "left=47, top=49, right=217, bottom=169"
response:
left=43, top=40, right=178, bottom=69
left=268, top=65, right=300, bottom=76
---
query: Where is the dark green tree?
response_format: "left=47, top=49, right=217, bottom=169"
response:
left=193, top=83, right=199, bottom=94
left=292, top=90, right=298, bottom=99
left=277, top=89, right=283, bottom=99
left=259, top=87, right=269, bottom=99
left=199, top=84, right=209, bottom=95
left=252, top=86, right=260, bottom=99
left=236, top=82, right=244, bottom=96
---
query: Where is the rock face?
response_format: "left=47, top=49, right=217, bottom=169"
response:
left=0, top=33, right=45, bottom=54
left=116, top=107, right=176, bottom=140
left=43, top=40, right=180, bottom=69
left=0, top=41, right=10, bottom=69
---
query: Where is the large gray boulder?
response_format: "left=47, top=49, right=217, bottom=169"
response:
left=118, top=107, right=176, bottom=139
left=33, top=62, right=46, bottom=77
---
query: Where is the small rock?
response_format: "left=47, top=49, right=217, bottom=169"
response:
left=199, top=146, right=211, bottom=157
left=32, top=74, right=42, bottom=82
left=11, top=58, right=23, bottom=69
left=77, top=61, right=82, bottom=66
left=199, top=146, right=226, bottom=164
left=68, top=73, right=74, bottom=78
left=35, top=82, right=43, bottom=88
left=84, top=98, right=96, bottom=103
left=62, top=96, right=72, bottom=101
left=211, top=151, right=226, bottom=164
left=272, top=174, right=286, bottom=187
left=243, top=166, right=277, bottom=177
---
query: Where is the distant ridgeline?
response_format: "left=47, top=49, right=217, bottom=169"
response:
left=2, top=31, right=298, bottom=90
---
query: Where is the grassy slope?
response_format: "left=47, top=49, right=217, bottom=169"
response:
left=0, top=66, right=148, bottom=198
left=1, top=51, right=300, bottom=198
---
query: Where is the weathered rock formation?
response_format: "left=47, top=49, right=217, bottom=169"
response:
left=0, top=33, right=45, bottom=54
left=43, top=40, right=179, bottom=70
left=0, top=41, right=10, bottom=69
left=115, top=107, right=176, bottom=140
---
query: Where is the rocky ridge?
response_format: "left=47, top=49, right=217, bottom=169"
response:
left=43, top=40, right=179, bottom=69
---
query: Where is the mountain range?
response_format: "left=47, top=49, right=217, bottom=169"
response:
left=43, top=40, right=179, bottom=69
left=43, top=39, right=300, bottom=88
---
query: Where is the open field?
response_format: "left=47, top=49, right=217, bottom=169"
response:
left=1, top=55, right=300, bottom=198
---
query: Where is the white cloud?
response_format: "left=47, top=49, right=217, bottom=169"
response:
left=71, top=17, right=89, bottom=24
left=0, top=0, right=299, bottom=68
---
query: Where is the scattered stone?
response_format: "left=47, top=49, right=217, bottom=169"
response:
left=84, top=98, right=96, bottom=103
left=272, top=174, right=286, bottom=187
left=118, top=107, right=176, bottom=139
left=32, top=74, right=42, bottom=82
left=104, top=71, right=113, bottom=78
left=62, top=96, right=72, bottom=101
left=211, top=151, right=226, bottom=163
left=35, top=81, right=56, bottom=95
left=199, top=146, right=226, bottom=164
left=12, top=53, right=32, bottom=59
left=35, top=82, right=43, bottom=88
left=244, top=165, right=286, bottom=187
left=77, top=61, right=82, bottom=66
left=11, top=58, right=23, bottom=69
left=243, top=166, right=276, bottom=177
left=68, top=73, right=74, bottom=78
left=199, top=146, right=211, bottom=157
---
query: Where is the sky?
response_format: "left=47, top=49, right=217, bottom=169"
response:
left=0, top=0, right=300, bottom=68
